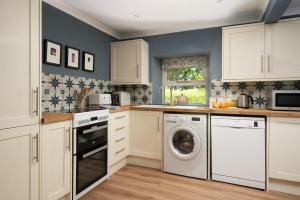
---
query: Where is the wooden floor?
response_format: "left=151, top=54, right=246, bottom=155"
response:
left=80, top=165, right=300, bottom=200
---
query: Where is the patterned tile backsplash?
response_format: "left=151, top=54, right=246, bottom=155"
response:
left=42, top=73, right=152, bottom=111
left=211, top=80, right=300, bottom=108
left=42, top=73, right=300, bottom=111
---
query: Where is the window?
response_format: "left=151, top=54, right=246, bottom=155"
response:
left=162, top=55, right=208, bottom=105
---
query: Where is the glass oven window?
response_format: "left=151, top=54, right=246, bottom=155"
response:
left=77, top=121, right=108, bottom=153
left=76, top=147, right=107, bottom=194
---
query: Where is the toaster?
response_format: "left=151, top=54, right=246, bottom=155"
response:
left=89, top=93, right=112, bottom=105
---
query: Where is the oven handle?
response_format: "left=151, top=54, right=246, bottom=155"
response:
left=82, top=145, right=107, bottom=159
left=82, top=125, right=108, bottom=135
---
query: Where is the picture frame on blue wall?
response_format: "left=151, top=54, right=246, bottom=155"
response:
left=82, top=51, right=95, bottom=72
left=43, top=39, right=62, bottom=66
left=65, top=46, right=80, bottom=69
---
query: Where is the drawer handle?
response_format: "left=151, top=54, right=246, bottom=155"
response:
left=115, top=116, right=126, bottom=120
left=115, top=126, right=125, bottom=132
left=115, top=148, right=125, bottom=155
left=115, top=137, right=125, bottom=143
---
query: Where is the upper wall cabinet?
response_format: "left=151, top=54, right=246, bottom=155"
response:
left=222, top=19, right=300, bottom=82
left=265, top=20, right=300, bottom=79
left=111, top=39, right=149, bottom=85
left=223, top=23, right=265, bottom=81
left=0, top=0, right=40, bottom=129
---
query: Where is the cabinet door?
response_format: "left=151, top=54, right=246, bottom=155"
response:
left=111, top=42, right=141, bottom=83
left=223, top=24, right=265, bottom=81
left=265, top=20, right=300, bottom=79
left=269, top=117, right=300, bottom=182
left=130, top=111, right=163, bottom=160
left=41, top=121, right=72, bottom=200
left=0, top=125, right=39, bottom=200
left=0, top=0, right=40, bottom=129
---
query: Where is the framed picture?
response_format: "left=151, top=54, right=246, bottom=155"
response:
left=82, top=51, right=95, bottom=72
left=43, top=39, right=62, bottom=66
left=65, top=46, right=80, bottom=69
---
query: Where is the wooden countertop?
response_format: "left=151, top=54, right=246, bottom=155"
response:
left=42, top=112, right=73, bottom=124
left=42, top=106, right=300, bottom=124
left=109, top=105, right=131, bottom=113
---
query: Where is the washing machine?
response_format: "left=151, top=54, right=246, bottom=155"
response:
left=163, top=113, right=207, bottom=179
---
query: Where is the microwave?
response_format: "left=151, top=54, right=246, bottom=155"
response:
left=268, top=90, right=300, bottom=111
left=112, top=92, right=131, bottom=106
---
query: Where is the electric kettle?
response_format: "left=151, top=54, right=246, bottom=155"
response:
left=237, top=94, right=253, bottom=108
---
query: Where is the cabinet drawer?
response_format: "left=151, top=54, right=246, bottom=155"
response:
left=109, top=111, right=129, bottom=124
left=109, top=138, right=129, bottom=166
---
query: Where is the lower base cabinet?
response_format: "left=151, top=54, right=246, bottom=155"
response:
left=41, top=121, right=72, bottom=200
left=130, top=111, right=163, bottom=160
left=0, top=125, right=39, bottom=200
left=269, top=117, right=300, bottom=182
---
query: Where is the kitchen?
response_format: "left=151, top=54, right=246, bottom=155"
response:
left=1, top=0, right=300, bottom=200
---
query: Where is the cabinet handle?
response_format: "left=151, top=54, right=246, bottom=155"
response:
left=115, top=126, right=125, bottom=132
left=115, top=137, right=125, bottom=143
left=115, top=116, right=125, bottom=120
left=66, top=128, right=71, bottom=151
left=32, top=87, right=39, bottom=116
left=115, top=148, right=125, bottom=155
left=268, top=55, right=271, bottom=73
left=260, top=55, right=264, bottom=73
left=136, top=64, right=139, bottom=78
left=32, top=134, right=39, bottom=162
left=158, top=117, right=160, bottom=132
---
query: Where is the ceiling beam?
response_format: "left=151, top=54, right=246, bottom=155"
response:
left=263, top=0, right=293, bottom=24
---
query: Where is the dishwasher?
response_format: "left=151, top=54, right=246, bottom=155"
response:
left=211, top=116, right=266, bottom=190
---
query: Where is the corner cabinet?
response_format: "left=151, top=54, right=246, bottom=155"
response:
left=41, top=121, right=72, bottom=200
left=111, top=39, right=149, bottom=85
left=0, top=125, right=40, bottom=200
left=269, top=117, right=300, bottom=183
left=130, top=111, right=163, bottom=160
left=222, top=19, right=300, bottom=82
left=0, top=0, right=41, bottom=129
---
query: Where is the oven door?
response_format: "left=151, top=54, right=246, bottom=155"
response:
left=75, top=121, right=108, bottom=154
left=74, top=145, right=108, bottom=196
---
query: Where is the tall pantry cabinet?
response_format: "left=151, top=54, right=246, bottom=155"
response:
left=0, top=0, right=41, bottom=200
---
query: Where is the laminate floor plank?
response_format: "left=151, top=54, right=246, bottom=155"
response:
left=80, top=165, right=300, bottom=200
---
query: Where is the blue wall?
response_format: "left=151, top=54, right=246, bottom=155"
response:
left=42, top=2, right=117, bottom=80
left=142, top=28, right=222, bottom=104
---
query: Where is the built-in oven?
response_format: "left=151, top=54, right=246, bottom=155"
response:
left=73, top=121, right=108, bottom=200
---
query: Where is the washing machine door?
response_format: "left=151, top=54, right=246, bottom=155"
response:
left=168, top=125, right=202, bottom=160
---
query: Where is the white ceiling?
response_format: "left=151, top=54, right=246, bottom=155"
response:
left=49, top=0, right=269, bottom=39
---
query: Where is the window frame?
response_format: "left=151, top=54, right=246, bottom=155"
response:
left=162, top=64, right=208, bottom=105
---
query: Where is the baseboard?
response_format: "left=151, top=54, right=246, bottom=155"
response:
left=59, top=193, right=71, bottom=200
left=109, top=158, right=127, bottom=176
left=269, top=178, right=300, bottom=196
left=127, top=156, right=161, bottom=169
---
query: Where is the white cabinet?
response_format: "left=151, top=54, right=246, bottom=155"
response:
left=223, top=23, right=265, bottom=81
left=108, top=111, right=130, bottom=167
left=111, top=39, right=149, bottom=85
left=0, top=125, right=39, bottom=200
left=41, top=121, right=72, bottom=200
left=269, top=117, right=300, bottom=183
left=222, top=19, right=300, bottom=82
left=0, top=0, right=41, bottom=129
left=130, top=111, right=163, bottom=160
left=265, top=20, right=300, bottom=79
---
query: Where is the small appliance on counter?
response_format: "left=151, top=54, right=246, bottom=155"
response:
left=112, top=91, right=131, bottom=106
left=237, top=94, right=253, bottom=109
left=89, top=93, right=112, bottom=106
left=267, top=90, right=300, bottom=111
